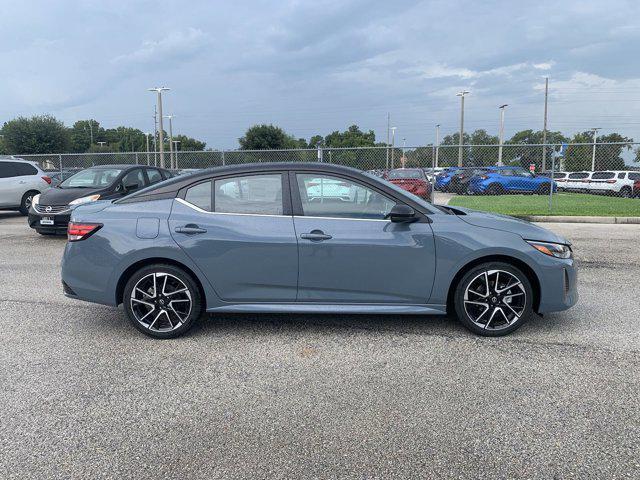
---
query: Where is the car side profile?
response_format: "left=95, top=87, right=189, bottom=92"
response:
left=0, top=157, right=52, bottom=214
left=467, top=166, right=556, bottom=195
left=29, top=164, right=173, bottom=235
left=384, top=168, right=431, bottom=200
left=62, top=163, right=577, bottom=339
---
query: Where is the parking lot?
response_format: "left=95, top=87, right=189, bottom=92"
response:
left=1, top=211, right=639, bottom=479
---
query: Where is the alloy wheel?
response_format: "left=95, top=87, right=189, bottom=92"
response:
left=130, top=272, right=192, bottom=333
left=463, top=269, right=527, bottom=331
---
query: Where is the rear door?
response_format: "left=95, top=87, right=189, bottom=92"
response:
left=169, top=172, right=298, bottom=302
left=292, top=171, right=436, bottom=304
left=0, top=161, right=22, bottom=207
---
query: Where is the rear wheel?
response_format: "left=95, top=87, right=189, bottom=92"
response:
left=19, top=190, right=38, bottom=215
left=123, top=264, right=203, bottom=339
left=454, top=262, right=533, bottom=336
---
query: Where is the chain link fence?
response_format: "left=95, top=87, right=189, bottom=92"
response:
left=17, top=142, right=640, bottom=213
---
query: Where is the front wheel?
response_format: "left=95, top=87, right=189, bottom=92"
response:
left=19, top=191, right=38, bottom=215
left=454, top=262, right=533, bottom=336
left=123, top=264, right=203, bottom=338
left=619, top=186, right=633, bottom=198
left=537, top=184, right=551, bottom=195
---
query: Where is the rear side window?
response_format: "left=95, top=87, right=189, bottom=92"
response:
left=0, top=161, right=17, bottom=178
left=146, top=169, right=163, bottom=185
left=618, top=172, right=626, bottom=179
left=591, top=172, right=615, bottom=180
left=569, top=172, right=589, bottom=179
left=122, top=169, right=146, bottom=189
left=13, top=162, right=38, bottom=176
left=214, top=174, right=283, bottom=215
left=553, top=172, right=567, bottom=179
left=185, top=181, right=212, bottom=211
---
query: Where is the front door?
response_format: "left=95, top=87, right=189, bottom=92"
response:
left=292, top=172, right=436, bottom=304
left=169, top=173, right=298, bottom=303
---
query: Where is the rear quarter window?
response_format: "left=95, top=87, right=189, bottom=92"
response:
left=184, top=181, right=212, bottom=211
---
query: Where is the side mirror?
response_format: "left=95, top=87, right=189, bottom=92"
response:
left=386, top=204, right=417, bottom=223
left=123, top=182, right=139, bottom=193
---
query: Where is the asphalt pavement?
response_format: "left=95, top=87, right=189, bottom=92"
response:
left=0, top=211, right=638, bottom=479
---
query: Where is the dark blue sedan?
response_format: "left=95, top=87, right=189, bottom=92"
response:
left=61, top=163, right=577, bottom=338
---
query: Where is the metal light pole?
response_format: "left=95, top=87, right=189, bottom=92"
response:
left=542, top=77, right=549, bottom=171
left=148, top=87, right=170, bottom=168
left=386, top=113, right=390, bottom=169
left=390, top=127, right=397, bottom=169
left=164, top=115, right=175, bottom=169
left=172, top=140, right=181, bottom=169
left=591, top=127, right=601, bottom=171
left=434, top=124, right=440, bottom=168
left=145, top=133, right=151, bottom=165
left=456, top=91, right=469, bottom=167
left=498, top=104, right=508, bottom=166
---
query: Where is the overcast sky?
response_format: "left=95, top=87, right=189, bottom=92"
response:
left=1, top=0, right=640, bottom=149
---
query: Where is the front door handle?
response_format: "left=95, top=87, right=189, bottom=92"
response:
left=175, top=224, right=207, bottom=235
left=300, top=230, right=332, bottom=241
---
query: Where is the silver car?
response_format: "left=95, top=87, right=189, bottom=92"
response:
left=0, top=157, right=52, bottom=214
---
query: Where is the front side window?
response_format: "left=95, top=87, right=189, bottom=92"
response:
left=146, top=168, right=163, bottom=185
left=297, top=174, right=396, bottom=220
left=215, top=174, right=283, bottom=215
left=591, top=172, right=615, bottom=180
left=628, top=172, right=640, bottom=181
left=60, top=168, right=124, bottom=188
left=568, top=172, right=589, bottom=179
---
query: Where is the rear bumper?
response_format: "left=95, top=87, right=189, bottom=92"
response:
left=28, top=210, right=70, bottom=235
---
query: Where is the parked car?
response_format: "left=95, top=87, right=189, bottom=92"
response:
left=422, top=167, right=445, bottom=182
left=434, top=167, right=465, bottom=192
left=551, top=172, right=569, bottom=191
left=384, top=168, right=431, bottom=200
left=563, top=171, right=593, bottom=192
left=467, top=166, right=556, bottom=195
left=634, top=178, right=640, bottom=198
left=0, top=157, right=52, bottom=215
left=586, top=171, right=638, bottom=197
left=48, top=168, right=83, bottom=187
left=448, top=168, right=493, bottom=194
left=61, top=162, right=577, bottom=339
left=28, top=164, right=173, bottom=235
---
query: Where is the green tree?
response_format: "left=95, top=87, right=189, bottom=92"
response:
left=506, top=129, right=569, bottom=170
left=469, top=129, right=499, bottom=166
left=173, top=134, right=206, bottom=151
left=323, top=125, right=376, bottom=148
left=1, top=115, right=70, bottom=154
left=69, top=120, right=105, bottom=153
left=239, top=124, right=298, bottom=150
left=564, top=132, right=632, bottom=171
left=103, top=127, right=147, bottom=152
left=440, top=132, right=471, bottom=166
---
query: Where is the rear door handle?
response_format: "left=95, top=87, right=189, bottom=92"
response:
left=300, top=230, right=332, bottom=241
left=175, top=224, right=207, bottom=234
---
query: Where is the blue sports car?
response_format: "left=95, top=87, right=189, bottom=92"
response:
left=467, top=166, right=556, bottom=195
left=61, top=163, right=577, bottom=338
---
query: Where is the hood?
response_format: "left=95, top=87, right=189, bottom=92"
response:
left=38, top=186, right=108, bottom=205
left=450, top=206, right=570, bottom=245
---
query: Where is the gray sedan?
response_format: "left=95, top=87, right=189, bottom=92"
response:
left=61, top=163, right=577, bottom=338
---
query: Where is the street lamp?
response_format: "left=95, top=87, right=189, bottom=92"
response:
left=591, top=127, right=601, bottom=171
left=498, top=104, right=508, bottom=166
left=172, top=140, right=181, bottom=169
left=456, top=91, right=469, bottom=167
left=148, top=87, right=170, bottom=168
left=390, top=127, right=397, bottom=169
left=434, top=124, right=440, bottom=168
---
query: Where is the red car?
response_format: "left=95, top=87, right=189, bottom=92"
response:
left=384, top=168, right=432, bottom=201
left=634, top=179, right=640, bottom=198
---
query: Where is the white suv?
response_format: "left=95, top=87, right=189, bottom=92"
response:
left=0, top=157, right=52, bottom=214
left=588, top=171, right=640, bottom=197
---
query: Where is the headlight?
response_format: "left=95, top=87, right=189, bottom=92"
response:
left=32, top=194, right=40, bottom=206
left=527, top=240, right=572, bottom=259
left=69, top=194, right=101, bottom=206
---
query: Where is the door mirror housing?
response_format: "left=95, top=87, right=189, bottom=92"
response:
left=386, top=204, right=417, bottom=223
left=122, top=182, right=139, bottom=193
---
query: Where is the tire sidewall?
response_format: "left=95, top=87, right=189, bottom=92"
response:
left=123, top=264, right=203, bottom=339
left=454, top=262, right=533, bottom=337
left=20, top=191, right=37, bottom=215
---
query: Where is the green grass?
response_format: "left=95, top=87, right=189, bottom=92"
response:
left=448, top=193, right=640, bottom=217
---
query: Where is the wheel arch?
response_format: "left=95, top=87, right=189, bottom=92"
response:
left=116, top=257, right=207, bottom=308
left=446, top=254, right=541, bottom=315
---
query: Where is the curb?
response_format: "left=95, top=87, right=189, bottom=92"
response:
left=516, top=215, right=640, bottom=224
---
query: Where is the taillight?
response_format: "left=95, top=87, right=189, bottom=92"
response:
left=67, top=222, right=102, bottom=242
left=42, top=176, right=52, bottom=184
left=606, top=179, right=616, bottom=184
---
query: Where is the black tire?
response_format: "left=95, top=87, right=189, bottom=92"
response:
left=537, top=184, right=551, bottom=195
left=19, top=190, right=38, bottom=215
left=454, top=262, right=533, bottom=337
left=619, top=186, right=632, bottom=198
left=123, top=263, right=203, bottom=339
left=486, top=184, right=504, bottom=196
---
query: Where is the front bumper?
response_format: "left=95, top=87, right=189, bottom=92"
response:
left=537, top=258, right=578, bottom=314
left=28, top=210, right=71, bottom=235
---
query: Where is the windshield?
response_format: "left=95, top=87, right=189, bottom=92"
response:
left=387, top=169, right=423, bottom=180
left=59, top=168, right=123, bottom=188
